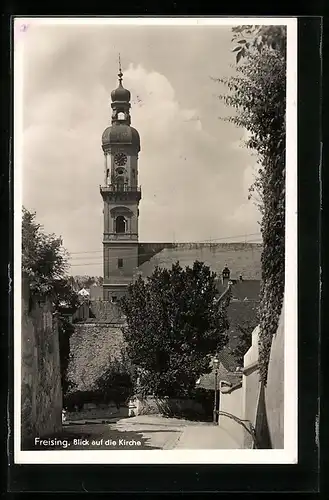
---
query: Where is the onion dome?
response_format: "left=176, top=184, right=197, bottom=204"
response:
left=111, top=65, right=130, bottom=102
left=111, top=81, right=131, bottom=103
left=102, top=124, right=140, bottom=151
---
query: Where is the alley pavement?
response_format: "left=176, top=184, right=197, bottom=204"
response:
left=28, top=415, right=240, bottom=451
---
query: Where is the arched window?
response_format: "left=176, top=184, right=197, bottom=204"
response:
left=118, top=112, right=125, bottom=120
left=115, top=215, right=126, bottom=233
left=116, top=176, right=124, bottom=191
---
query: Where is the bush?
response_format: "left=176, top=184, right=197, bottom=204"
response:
left=94, top=354, right=136, bottom=409
left=64, top=390, right=104, bottom=411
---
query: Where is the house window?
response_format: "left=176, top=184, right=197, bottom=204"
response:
left=115, top=215, right=126, bottom=233
left=118, top=258, right=123, bottom=268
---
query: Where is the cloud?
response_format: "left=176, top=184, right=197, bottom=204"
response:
left=224, top=163, right=261, bottom=236
left=20, top=24, right=259, bottom=275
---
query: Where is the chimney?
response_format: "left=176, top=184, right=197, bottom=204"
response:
left=222, top=265, right=231, bottom=287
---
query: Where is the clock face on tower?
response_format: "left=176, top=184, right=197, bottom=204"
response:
left=114, top=153, right=128, bottom=166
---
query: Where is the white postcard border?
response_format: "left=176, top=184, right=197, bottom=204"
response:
left=13, top=16, right=298, bottom=465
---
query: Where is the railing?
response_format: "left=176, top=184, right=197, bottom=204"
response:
left=103, top=233, right=138, bottom=241
left=101, top=184, right=141, bottom=192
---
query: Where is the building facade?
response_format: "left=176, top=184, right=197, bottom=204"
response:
left=100, top=65, right=142, bottom=301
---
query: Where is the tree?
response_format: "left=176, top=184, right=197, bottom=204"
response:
left=69, top=275, right=103, bottom=290
left=215, top=26, right=286, bottom=382
left=22, top=207, right=70, bottom=299
left=120, top=261, right=230, bottom=398
left=22, top=207, right=79, bottom=396
left=231, top=25, right=286, bottom=63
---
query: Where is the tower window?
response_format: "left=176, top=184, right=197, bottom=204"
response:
left=115, top=215, right=126, bottom=233
left=118, top=258, right=123, bottom=268
left=116, top=176, right=125, bottom=191
left=111, top=295, right=117, bottom=303
left=118, top=112, right=125, bottom=120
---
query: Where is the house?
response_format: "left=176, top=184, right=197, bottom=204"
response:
left=78, top=287, right=90, bottom=299
left=198, top=266, right=260, bottom=390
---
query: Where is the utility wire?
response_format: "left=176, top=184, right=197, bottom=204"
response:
left=66, top=232, right=262, bottom=256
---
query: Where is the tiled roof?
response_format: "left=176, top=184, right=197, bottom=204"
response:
left=216, top=279, right=260, bottom=301
left=231, top=280, right=260, bottom=301
left=197, top=358, right=242, bottom=390
left=217, top=349, right=238, bottom=372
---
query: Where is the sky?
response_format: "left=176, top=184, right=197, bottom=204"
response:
left=18, top=21, right=261, bottom=275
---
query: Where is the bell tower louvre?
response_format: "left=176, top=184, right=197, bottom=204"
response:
left=100, top=56, right=141, bottom=301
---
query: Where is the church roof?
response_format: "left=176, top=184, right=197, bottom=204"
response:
left=216, top=279, right=261, bottom=301
left=111, top=81, right=131, bottom=103
left=137, top=242, right=262, bottom=281
left=102, top=123, right=140, bottom=150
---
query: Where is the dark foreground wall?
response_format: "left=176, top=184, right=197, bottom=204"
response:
left=21, top=278, right=63, bottom=447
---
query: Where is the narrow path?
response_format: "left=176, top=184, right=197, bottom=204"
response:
left=27, top=415, right=241, bottom=451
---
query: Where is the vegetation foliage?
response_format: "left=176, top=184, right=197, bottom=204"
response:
left=94, top=351, right=136, bottom=408
left=120, top=261, right=231, bottom=398
left=215, top=25, right=286, bottom=382
left=64, top=351, right=135, bottom=411
left=22, top=207, right=79, bottom=397
left=69, top=275, right=103, bottom=290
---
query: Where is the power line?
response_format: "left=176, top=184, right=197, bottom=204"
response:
left=69, top=248, right=263, bottom=267
left=23, top=233, right=262, bottom=267
left=67, top=232, right=262, bottom=256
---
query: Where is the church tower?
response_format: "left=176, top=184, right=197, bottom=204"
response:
left=100, top=59, right=141, bottom=301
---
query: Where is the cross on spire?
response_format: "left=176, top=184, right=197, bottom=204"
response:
left=118, top=53, right=123, bottom=84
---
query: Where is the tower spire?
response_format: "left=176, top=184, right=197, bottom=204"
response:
left=118, top=53, right=123, bottom=85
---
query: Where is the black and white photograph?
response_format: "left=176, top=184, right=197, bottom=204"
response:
left=14, top=17, right=297, bottom=464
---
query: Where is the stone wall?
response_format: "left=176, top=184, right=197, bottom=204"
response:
left=21, top=278, right=63, bottom=448
left=89, top=300, right=124, bottom=323
left=67, top=323, right=125, bottom=391
left=135, top=396, right=205, bottom=418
